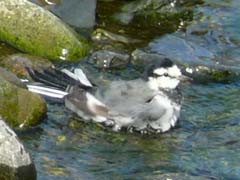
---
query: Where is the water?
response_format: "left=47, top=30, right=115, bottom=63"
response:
left=14, top=0, right=240, bottom=179
left=20, top=81, right=240, bottom=180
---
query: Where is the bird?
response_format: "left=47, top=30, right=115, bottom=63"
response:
left=26, top=58, right=187, bottom=134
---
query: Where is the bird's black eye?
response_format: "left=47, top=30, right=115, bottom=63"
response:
left=164, top=73, right=168, bottom=76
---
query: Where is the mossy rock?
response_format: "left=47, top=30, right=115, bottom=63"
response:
left=0, top=76, right=46, bottom=128
left=0, top=0, right=90, bottom=62
left=0, top=53, right=54, bottom=79
left=0, top=164, right=36, bottom=180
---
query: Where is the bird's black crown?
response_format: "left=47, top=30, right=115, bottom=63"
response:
left=143, top=58, right=174, bottom=79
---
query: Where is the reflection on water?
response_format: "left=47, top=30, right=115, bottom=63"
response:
left=18, top=0, right=240, bottom=179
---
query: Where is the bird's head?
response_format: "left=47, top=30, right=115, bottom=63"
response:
left=144, top=58, right=188, bottom=90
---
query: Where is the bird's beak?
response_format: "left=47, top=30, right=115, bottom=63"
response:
left=178, top=74, right=192, bottom=82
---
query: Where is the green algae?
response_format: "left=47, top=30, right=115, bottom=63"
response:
left=0, top=0, right=90, bottom=62
left=96, top=0, right=196, bottom=50
left=0, top=76, right=46, bottom=128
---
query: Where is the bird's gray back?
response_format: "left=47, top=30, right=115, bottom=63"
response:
left=95, top=79, right=156, bottom=113
left=95, top=79, right=182, bottom=132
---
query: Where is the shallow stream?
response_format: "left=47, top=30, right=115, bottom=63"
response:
left=2, top=0, right=240, bottom=179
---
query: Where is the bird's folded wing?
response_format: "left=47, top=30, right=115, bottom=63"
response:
left=26, top=67, right=93, bottom=91
left=65, top=86, right=109, bottom=123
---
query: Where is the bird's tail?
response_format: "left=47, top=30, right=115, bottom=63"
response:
left=27, top=84, right=68, bottom=99
left=25, top=67, right=93, bottom=99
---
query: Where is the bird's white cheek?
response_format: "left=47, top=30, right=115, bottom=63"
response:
left=148, top=77, right=159, bottom=91
left=168, top=65, right=182, bottom=77
left=157, top=77, right=180, bottom=89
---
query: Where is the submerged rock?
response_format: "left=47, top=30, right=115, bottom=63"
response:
left=91, top=50, right=130, bottom=69
left=91, top=28, right=141, bottom=55
left=132, top=34, right=240, bottom=82
left=0, top=69, right=46, bottom=128
left=0, top=0, right=90, bottom=61
left=0, top=117, right=36, bottom=180
left=112, top=0, right=202, bottom=38
left=147, top=172, right=214, bottom=180
left=92, top=28, right=141, bottom=44
left=117, top=0, right=203, bottom=20
left=148, top=34, right=215, bottom=64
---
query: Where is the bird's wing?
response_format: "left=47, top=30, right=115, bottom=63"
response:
left=95, top=79, right=156, bottom=108
left=62, top=68, right=93, bottom=88
left=65, top=86, right=109, bottom=123
left=65, top=86, right=136, bottom=131
left=26, top=67, right=93, bottom=91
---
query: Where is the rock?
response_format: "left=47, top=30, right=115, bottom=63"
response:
left=92, top=28, right=141, bottom=44
left=52, top=0, right=96, bottom=28
left=145, top=172, right=214, bottom=180
left=90, top=50, right=130, bottom=69
left=112, top=0, right=202, bottom=38
left=132, top=35, right=240, bottom=82
left=117, top=0, right=203, bottom=19
left=0, top=70, right=47, bottom=128
left=0, top=117, right=36, bottom=180
left=0, top=42, right=18, bottom=57
left=0, top=54, right=54, bottom=80
left=34, top=0, right=96, bottom=29
left=0, top=67, right=26, bottom=89
left=0, top=0, right=90, bottom=61
left=91, top=28, right=141, bottom=53
left=131, top=49, right=167, bottom=71
left=30, top=0, right=96, bottom=29
left=148, top=34, right=215, bottom=65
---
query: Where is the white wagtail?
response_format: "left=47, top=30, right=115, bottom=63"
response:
left=26, top=58, right=187, bottom=134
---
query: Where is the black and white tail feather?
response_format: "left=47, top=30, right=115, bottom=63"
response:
left=27, top=68, right=93, bottom=93
left=26, top=67, right=117, bottom=129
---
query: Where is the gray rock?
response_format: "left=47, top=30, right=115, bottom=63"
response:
left=92, top=28, right=141, bottom=44
left=52, top=0, right=96, bottom=28
left=91, top=50, right=130, bottom=69
left=148, top=34, right=215, bottom=66
left=0, top=117, right=36, bottom=180
left=31, top=0, right=96, bottom=28
left=132, top=34, right=240, bottom=82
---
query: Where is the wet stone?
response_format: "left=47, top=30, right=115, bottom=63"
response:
left=30, top=0, right=96, bottom=29
left=0, top=117, right=37, bottom=180
left=132, top=34, right=240, bottom=82
left=0, top=70, right=47, bottom=128
left=148, top=34, right=215, bottom=65
left=92, top=28, right=141, bottom=44
left=110, top=0, right=200, bottom=39
left=0, top=54, right=54, bottom=80
left=0, top=67, right=26, bottom=89
left=90, top=50, right=130, bottom=69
